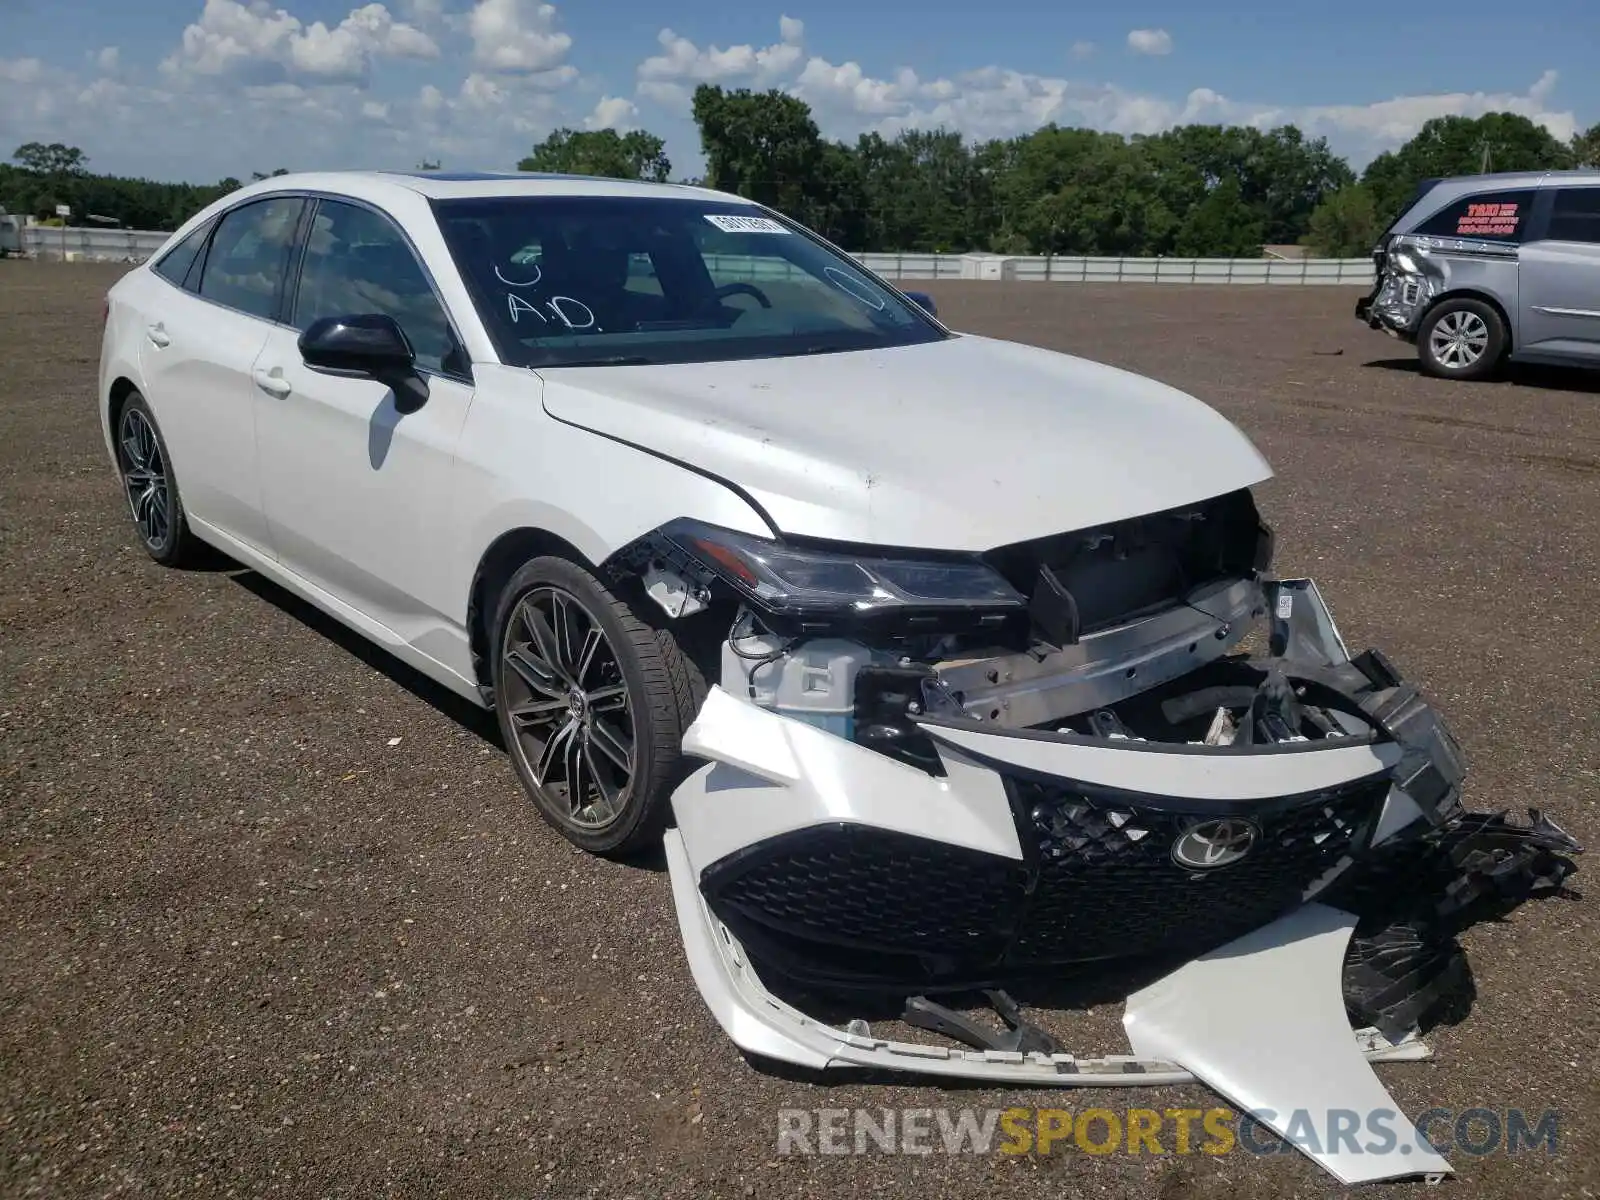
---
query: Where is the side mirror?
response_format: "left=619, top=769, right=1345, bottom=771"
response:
left=904, top=290, right=938, bottom=318
left=299, top=313, right=415, bottom=375
left=299, top=313, right=427, bottom=412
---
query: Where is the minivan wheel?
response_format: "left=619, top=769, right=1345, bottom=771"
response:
left=1417, top=299, right=1506, bottom=381
left=490, top=556, right=705, bottom=858
left=115, top=392, right=199, bottom=566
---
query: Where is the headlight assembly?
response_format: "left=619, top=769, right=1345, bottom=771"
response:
left=662, top=519, right=1026, bottom=620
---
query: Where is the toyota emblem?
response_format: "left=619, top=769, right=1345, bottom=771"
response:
left=1171, top=818, right=1258, bottom=870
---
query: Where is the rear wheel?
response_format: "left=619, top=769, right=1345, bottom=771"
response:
left=1417, top=298, right=1506, bottom=381
left=490, top=556, right=704, bottom=857
left=115, top=392, right=199, bottom=566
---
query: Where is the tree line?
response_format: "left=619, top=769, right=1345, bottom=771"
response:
left=7, top=89, right=1598, bottom=257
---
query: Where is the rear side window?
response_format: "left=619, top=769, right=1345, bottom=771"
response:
left=152, top=219, right=214, bottom=290
left=198, top=197, right=306, bottom=321
left=1415, top=190, right=1535, bottom=242
left=1547, top=188, right=1600, bottom=244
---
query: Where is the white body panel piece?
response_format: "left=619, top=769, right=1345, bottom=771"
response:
left=667, top=691, right=1446, bottom=1185
left=920, top=722, right=1403, bottom=802
left=1124, top=903, right=1453, bottom=1184
left=539, top=335, right=1273, bottom=550
left=675, top=687, right=1023, bottom=874
left=251, top=325, right=479, bottom=674
left=666, top=829, right=1433, bottom=1086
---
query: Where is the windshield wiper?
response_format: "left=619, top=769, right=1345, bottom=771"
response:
left=533, top=354, right=656, bottom=368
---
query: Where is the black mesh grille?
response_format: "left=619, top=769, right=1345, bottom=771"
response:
left=1011, top=777, right=1384, bottom=962
left=709, top=827, right=1028, bottom=958
left=701, top=771, right=1390, bottom=983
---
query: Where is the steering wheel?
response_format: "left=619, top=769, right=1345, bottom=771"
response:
left=705, top=281, right=773, bottom=310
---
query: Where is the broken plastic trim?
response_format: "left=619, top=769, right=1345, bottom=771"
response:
left=666, top=828, right=1431, bottom=1086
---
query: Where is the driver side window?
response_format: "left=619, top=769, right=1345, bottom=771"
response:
left=292, top=199, right=464, bottom=377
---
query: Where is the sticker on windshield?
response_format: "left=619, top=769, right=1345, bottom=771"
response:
left=704, top=214, right=790, bottom=235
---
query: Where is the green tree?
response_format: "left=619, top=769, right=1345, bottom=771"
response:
left=1573, top=122, right=1600, bottom=168
left=692, top=85, right=823, bottom=218
left=1361, top=113, right=1574, bottom=226
left=13, top=142, right=88, bottom=174
left=518, top=128, right=671, bottom=182
left=1172, top=177, right=1264, bottom=256
left=1304, top=184, right=1379, bottom=256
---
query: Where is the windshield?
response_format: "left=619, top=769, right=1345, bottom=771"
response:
left=431, top=195, right=947, bottom=368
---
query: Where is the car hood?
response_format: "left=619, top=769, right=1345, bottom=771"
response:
left=538, top=334, right=1273, bottom=551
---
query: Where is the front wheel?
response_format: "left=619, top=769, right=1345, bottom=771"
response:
left=1417, top=299, right=1506, bottom=381
left=490, top=556, right=705, bottom=857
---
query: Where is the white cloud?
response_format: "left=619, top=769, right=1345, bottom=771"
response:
left=163, top=0, right=437, bottom=82
left=626, top=24, right=1576, bottom=171
left=466, top=0, right=572, bottom=73
left=0, top=57, right=44, bottom=84
left=95, top=46, right=121, bottom=71
left=1190, top=71, right=1579, bottom=155
left=1070, top=40, right=1095, bottom=60
left=584, top=94, right=636, bottom=131
left=1126, top=28, right=1173, bottom=56
left=635, top=18, right=806, bottom=110
left=401, top=0, right=444, bottom=25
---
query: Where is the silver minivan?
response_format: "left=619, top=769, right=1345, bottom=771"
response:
left=1356, top=169, right=1600, bottom=379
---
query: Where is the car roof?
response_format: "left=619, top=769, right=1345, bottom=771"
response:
left=1423, top=167, right=1600, bottom=192
left=1392, top=168, right=1600, bottom=232
left=219, top=169, right=748, bottom=207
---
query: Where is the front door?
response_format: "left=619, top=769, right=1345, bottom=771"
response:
left=251, top=197, right=477, bottom=671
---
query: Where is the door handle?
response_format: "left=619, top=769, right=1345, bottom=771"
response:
left=253, top=367, right=292, bottom=399
left=146, top=323, right=171, bottom=348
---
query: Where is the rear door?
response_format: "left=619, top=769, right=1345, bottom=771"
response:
left=136, top=195, right=305, bottom=554
left=1518, top=185, right=1600, bottom=363
left=251, top=196, right=476, bottom=652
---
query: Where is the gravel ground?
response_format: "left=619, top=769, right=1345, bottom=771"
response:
left=2, top=262, right=1597, bottom=1199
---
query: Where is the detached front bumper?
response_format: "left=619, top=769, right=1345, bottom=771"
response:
left=675, top=684, right=1425, bottom=991
left=662, top=579, right=1580, bottom=1184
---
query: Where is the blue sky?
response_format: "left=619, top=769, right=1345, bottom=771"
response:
left=2, top=0, right=1594, bottom=183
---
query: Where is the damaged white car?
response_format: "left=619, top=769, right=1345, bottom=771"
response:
left=102, top=172, right=1579, bottom=1185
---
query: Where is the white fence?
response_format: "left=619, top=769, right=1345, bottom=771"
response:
left=16, top=225, right=1375, bottom=286
left=852, top=251, right=1374, bottom=285
left=20, top=225, right=169, bottom=261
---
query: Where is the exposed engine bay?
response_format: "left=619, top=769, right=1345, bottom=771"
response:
left=605, top=486, right=1580, bottom=1185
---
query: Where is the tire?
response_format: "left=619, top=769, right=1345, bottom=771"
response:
left=490, top=555, right=705, bottom=857
left=114, top=391, right=199, bottom=566
left=1417, top=298, right=1506, bottom=381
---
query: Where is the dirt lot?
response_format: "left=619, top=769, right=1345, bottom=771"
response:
left=2, top=261, right=1597, bottom=1199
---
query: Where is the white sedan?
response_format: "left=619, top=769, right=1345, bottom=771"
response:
left=100, top=174, right=1509, bottom=1176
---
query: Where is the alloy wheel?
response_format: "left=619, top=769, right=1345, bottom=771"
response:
left=1428, top=310, right=1489, bottom=370
left=118, top=408, right=171, bottom=549
left=500, top=586, right=635, bottom=830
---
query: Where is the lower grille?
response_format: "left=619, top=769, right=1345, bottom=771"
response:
left=701, top=772, right=1390, bottom=985
left=709, top=827, right=1027, bottom=957
left=1012, top=778, right=1381, bottom=962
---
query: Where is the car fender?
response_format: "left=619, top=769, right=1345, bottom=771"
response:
left=451, top=362, right=776, bottom=627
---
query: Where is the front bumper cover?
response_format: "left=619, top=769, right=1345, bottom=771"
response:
left=664, top=580, right=1579, bottom=1184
